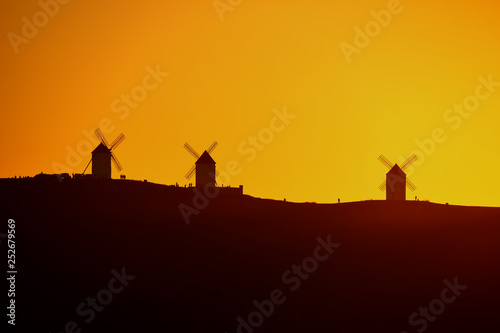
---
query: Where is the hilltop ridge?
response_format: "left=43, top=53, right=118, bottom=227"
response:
left=1, top=178, right=500, bottom=332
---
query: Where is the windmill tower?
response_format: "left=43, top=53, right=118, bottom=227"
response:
left=92, top=143, right=111, bottom=178
left=184, top=141, right=218, bottom=188
left=195, top=151, right=216, bottom=188
left=83, top=129, right=125, bottom=179
left=378, top=154, right=418, bottom=200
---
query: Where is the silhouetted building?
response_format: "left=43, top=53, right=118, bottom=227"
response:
left=92, top=143, right=111, bottom=179
left=378, top=154, right=417, bottom=201
left=195, top=150, right=216, bottom=188
left=386, top=164, right=406, bottom=201
left=84, top=128, right=125, bottom=179
left=219, top=185, right=243, bottom=195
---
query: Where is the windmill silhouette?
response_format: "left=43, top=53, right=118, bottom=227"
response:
left=378, top=154, right=418, bottom=200
left=83, top=129, right=125, bottom=179
left=184, top=141, right=218, bottom=188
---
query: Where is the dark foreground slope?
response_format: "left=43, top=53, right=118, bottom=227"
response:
left=1, top=178, right=500, bottom=333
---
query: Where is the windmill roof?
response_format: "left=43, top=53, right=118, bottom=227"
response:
left=387, top=164, right=406, bottom=177
left=92, top=143, right=110, bottom=154
left=196, top=151, right=216, bottom=165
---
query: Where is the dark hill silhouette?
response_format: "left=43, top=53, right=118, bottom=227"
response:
left=1, top=178, right=500, bottom=332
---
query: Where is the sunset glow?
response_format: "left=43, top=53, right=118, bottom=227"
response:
left=2, top=0, right=500, bottom=206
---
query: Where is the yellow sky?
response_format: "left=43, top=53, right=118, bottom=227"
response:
left=1, top=0, right=500, bottom=206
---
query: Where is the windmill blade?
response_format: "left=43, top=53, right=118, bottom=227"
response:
left=207, top=141, right=218, bottom=154
left=378, top=180, right=386, bottom=191
left=82, top=158, right=92, bottom=175
left=111, top=153, right=123, bottom=172
left=184, top=143, right=200, bottom=160
left=94, top=128, right=110, bottom=148
left=185, top=165, right=196, bottom=179
left=401, top=154, right=418, bottom=171
left=406, top=178, right=417, bottom=191
left=378, top=155, right=394, bottom=169
left=110, top=133, right=125, bottom=150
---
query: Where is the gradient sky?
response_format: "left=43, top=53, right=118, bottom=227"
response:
left=1, top=0, right=500, bottom=206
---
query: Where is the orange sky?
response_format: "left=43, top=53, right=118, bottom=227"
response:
left=1, top=0, right=500, bottom=206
